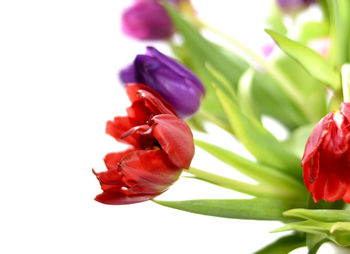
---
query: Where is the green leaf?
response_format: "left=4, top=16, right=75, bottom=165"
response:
left=266, top=29, right=340, bottom=90
left=251, top=71, right=309, bottom=129
left=237, top=68, right=260, bottom=121
left=273, top=220, right=350, bottom=247
left=170, top=43, right=232, bottom=131
left=306, top=234, right=328, bottom=254
left=272, top=220, right=332, bottom=233
left=154, top=198, right=304, bottom=221
left=283, top=209, right=350, bottom=222
left=214, top=85, right=302, bottom=179
left=254, top=233, right=305, bottom=254
left=328, top=0, right=350, bottom=65
left=272, top=55, right=328, bottom=122
left=194, top=139, right=305, bottom=198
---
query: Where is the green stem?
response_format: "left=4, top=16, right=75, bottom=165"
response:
left=197, top=111, right=232, bottom=133
left=187, top=167, right=305, bottom=200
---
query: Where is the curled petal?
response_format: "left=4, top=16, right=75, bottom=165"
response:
left=94, top=149, right=179, bottom=205
left=106, top=117, right=139, bottom=147
left=341, top=102, right=350, bottom=121
left=120, top=150, right=182, bottom=194
left=323, top=172, right=348, bottom=202
left=120, top=125, right=157, bottom=150
left=302, top=112, right=333, bottom=165
left=93, top=169, right=124, bottom=192
left=126, top=83, right=177, bottom=117
left=151, top=114, right=194, bottom=169
left=95, top=191, right=159, bottom=205
left=127, top=100, right=154, bottom=123
left=104, top=149, right=135, bottom=171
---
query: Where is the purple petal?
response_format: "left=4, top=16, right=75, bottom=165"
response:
left=121, top=1, right=173, bottom=40
left=277, top=0, right=316, bottom=13
left=135, top=54, right=202, bottom=118
left=146, top=47, right=206, bottom=95
left=120, top=64, right=137, bottom=83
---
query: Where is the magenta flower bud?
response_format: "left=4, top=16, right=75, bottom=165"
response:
left=277, top=0, right=316, bottom=13
left=121, top=0, right=175, bottom=40
left=120, top=47, right=205, bottom=119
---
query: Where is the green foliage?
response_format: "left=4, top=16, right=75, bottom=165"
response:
left=254, top=233, right=306, bottom=254
left=284, top=209, right=350, bottom=222
left=164, top=4, right=311, bottom=130
left=214, top=85, right=301, bottom=179
left=327, top=0, right=350, bottom=66
left=266, top=29, right=340, bottom=90
left=154, top=198, right=305, bottom=221
left=274, top=209, right=350, bottom=247
left=194, top=139, right=305, bottom=197
left=282, top=124, right=314, bottom=158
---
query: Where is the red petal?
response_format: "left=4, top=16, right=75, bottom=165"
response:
left=106, top=117, right=139, bottom=147
left=323, top=171, right=348, bottom=202
left=126, top=83, right=177, bottom=116
left=127, top=100, right=153, bottom=123
left=151, top=114, right=194, bottom=169
left=340, top=102, right=350, bottom=121
left=104, top=149, right=135, bottom=170
left=343, top=185, right=350, bottom=203
left=302, top=112, right=334, bottom=166
left=95, top=191, right=159, bottom=205
left=120, top=149, right=182, bottom=194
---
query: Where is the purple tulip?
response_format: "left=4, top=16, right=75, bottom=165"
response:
left=277, top=0, right=316, bottom=13
left=120, top=47, right=205, bottom=119
left=121, top=0, right=177, bottom=40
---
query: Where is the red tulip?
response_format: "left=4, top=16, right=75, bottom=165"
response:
left=302, top=102, right=350, bottom=203
left=93, top=84, right=195, bottom=205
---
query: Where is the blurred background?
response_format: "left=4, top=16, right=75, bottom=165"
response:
left=0, top=0, right=341, bottom=253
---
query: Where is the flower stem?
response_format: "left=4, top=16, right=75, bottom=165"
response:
left=187, top=167, right=305, bottom=200
left=198, top=110, right=232, bottom=134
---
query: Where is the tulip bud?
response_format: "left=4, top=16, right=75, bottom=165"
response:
left=93, top=84, right=195, bottom=205
left=120, top=47, right=205, bottom=119
left=277, top=0, right=316, bottom=13
left=121, top=0, right=180, bottom=40
left=302, top=102, right=350, bottom=203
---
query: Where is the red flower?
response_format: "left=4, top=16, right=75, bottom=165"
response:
left=93, top=84, right=194, bottom=205
left=302, top=102, right=350, bottom=203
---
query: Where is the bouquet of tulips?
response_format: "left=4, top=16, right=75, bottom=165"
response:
left=93, top=0, right=350, bottom=252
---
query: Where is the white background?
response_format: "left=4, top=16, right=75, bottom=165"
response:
left=0, top=0, right=343, bottom=253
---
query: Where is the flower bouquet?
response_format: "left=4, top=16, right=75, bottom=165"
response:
left=93, top=0, right=350, bottom=252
